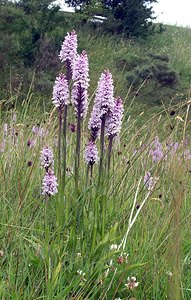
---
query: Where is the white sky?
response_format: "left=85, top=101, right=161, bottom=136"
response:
left=55, top=0, right=191, bottom=27
left=153, top=0, right=191, bottom=27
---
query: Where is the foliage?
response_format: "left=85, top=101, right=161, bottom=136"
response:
left=0, top=0, right=68, bottom=67
left=124, top=53, right=179, bottom=87
left=104, top=0, right=158, bottom=37
left=66, top=0, right=159, bottom=37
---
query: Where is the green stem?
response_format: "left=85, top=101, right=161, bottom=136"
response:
left=44, top=196, right=49, bottom=284
left=58, top=110, right=62, bottom=180
left=101, top=194, right=106, bottom=238
left=90, top=164, right=93, bottom=186
left=108, top=137, right=113, bottom=174
left=98, top=116, right=106, bottom=187
left=75, top=112, right=81, bottom=193
left=85, top=164, right=90, bottom=188
left=63, top=105, right=67, bottom=190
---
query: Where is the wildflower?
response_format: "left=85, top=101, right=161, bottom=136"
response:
left=169, top=110, right=176, bottom=116
left=27, top=139, right=36, bottom=148
left=38, top=128, right=47, bottom=138
left=166, top=141, right=179, bottom=158
left=184, top=149, right=191, bottom=161
left=77, top=270, right=85, bottom=276
left=150, top=136, right=163, bottom=162
left=52, top=73, right=70, bottom=110
left=117, top=252, right=129, bottom=264
left=88, top=70, right=114, bottom=141
left=32, top=125, right=39, bottom=135
left=88, top=100, right=102, bottom=141
left=40, top=146, right=54, bottom=170
left=144, top=171, right=158, bottom=191
left=72, top=51, right=89, bottom=89
left=0, top=250, right=4, bottom=257
left=69, top=123, right=76, bottom=132
left=110, top=244, right=118, bottom=251
left=77, top=269, right=87, bottom=281
left=27, top=161, right=32, bottom=167
left=3, top=123, right=8, bottom=138
left=42, top=170, right=58, bottom=196
left=59, top=30, right=77, bottom=68
left=72, top=51, right=89, bottom=118
left=97, top=278, right=103, bottom=285
left=166, top=271, right=173, bottom=278
left=0, top=141, right=5, bottom=153
left=106, top=97, right=124, bottom=138
left=125, top=277, right=139, bottom=290
left=27, top=139, right=31, bottom=147
left=96, top=69, right=114, bottom=118
left=72, top=50, right=89, bottom=182
left=76, top=252, right=82, bottom=258
left=84, top=141, right=99, bottom=165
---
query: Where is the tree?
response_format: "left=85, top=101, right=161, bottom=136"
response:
left=104, top=0, right=158, bottom=37
left=0, top=0, right=67, bottom=67
left=16, top=0, right=61, bottom=40
left=66, top=0, right=158, bottom=37
left=14, top=0, right=66, bottom=66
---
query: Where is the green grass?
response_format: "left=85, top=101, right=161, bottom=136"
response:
left=0, top=24, right=191, bottom=300
left=75, top=24, right=191, bottom=109
left=0, top=85, right=191, bottom=299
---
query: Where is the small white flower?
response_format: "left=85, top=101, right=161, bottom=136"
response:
left=77, top=270, right=86, bottom=281
left=166, top=271, right=173, bottom=277
left=77, top=270, right=85, bottom=277
left=110, top=244, right=118, bottom=250
left=125, top=276, right=139, bottom=290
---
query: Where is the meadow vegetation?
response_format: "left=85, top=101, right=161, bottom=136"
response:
left=0, top=28, right=191, bottom=300
left=0, top=7, right=191, bottom=300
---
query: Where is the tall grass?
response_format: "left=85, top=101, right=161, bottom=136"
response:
left=0, top=28, right=191, bottom=300
left=0, top=84, right=191, bottom=299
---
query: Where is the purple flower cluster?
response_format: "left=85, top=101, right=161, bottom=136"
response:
left=88, top=101, right=102, bottom=142
left=85, top=70, right=123, bottom=169
left=32, top=125, right=47, bottom=137
left=150, top=136, right=163, bottom=163
left=144, top=171, right=158, bottom=191
left=84, top=141, right=99, bottom=165
left=42, top=170, right=58, bottom=196
left=167, top=142, right=179, bottom=156
left=59, top=30, right=77, bottom=67
left=72, top=51, right=89, bottom=118
left=52, top=73, right=70, bottom=110
left=0, top=123, right=8, bottom=152
left=88, top=70, right=115, bottom=141
left=3, top=123, right=8, bottom=139
left=96, top=70, right=114, bottom=118
left=40, top=146, right=54, bottom=170
left=40, top=147, right=58, bottom=196
left=106, top=97, right=124, bottom=138
left=183, top=149, right=191, bottom=161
